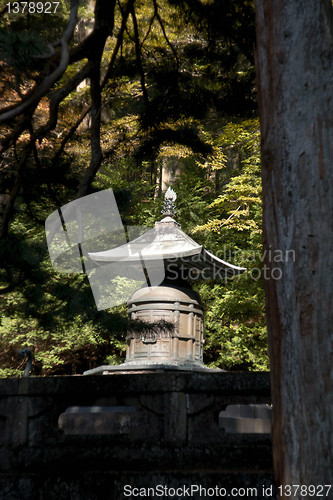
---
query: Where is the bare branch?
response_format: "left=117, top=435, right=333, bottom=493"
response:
left=76, top=65, right=103, bottom=198
left=153, top=0, right=179, bottom=70
left=140, top=12, right=157, bottom=49
left=0, top=116, right=34, bottom=154
left=131, top=4, right=149, bottom=105
left=0, top=61, right=92, bottom=157
left=0, top=5, right=8, bottom=18
left=102, top=0, right=134, bottom=86
left=53, top=107, right=91, bottom=162
left=0, top=0, right=79, bottom=123
left=0, top=142, right=33, bottom=238
left=70, top=0, right=117, bottom=64
left=28, top=122, right=42, bottom=171
left=35, top=62, right=94, bottom=138
left=75, top=0, right=120, bottom=197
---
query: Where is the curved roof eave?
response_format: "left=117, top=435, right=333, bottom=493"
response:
left=87, top=217, right=246, bottom=277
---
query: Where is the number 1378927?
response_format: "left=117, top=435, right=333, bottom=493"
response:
left=6, top=2, right=60, bottom=14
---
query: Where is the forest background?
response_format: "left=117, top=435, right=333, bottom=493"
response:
left=0, top=0, right=267, bottom=377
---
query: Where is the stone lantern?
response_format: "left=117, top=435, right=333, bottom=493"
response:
left=84, top=189, right=245, bottom=373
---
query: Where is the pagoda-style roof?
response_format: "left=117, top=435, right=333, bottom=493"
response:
left=88, top=216, right=245, bottom=280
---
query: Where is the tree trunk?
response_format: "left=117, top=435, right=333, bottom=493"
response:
left=255, top=0, right=333, bottom=494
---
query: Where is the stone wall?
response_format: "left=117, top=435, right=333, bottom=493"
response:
left=0, top=372, right=277, bottom=499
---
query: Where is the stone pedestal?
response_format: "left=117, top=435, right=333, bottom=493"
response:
left=84, top=278, right=221, bottom=375
left=126, top=280, right=204, bottom=367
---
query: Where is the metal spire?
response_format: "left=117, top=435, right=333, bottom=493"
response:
left=161, top=186, right=177, bottom=218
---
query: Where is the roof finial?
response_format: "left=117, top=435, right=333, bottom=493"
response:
left=162, top=187, right=177, bottom=218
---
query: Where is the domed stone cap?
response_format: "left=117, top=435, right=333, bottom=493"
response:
left=129, top=278, right=202, bottom=305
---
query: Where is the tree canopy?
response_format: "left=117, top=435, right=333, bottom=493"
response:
left=0, top=0, right=267, bottom=377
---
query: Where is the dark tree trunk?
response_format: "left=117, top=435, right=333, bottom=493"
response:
left=255, top=0, right=333, bottom=494
left=76, top=0, right=117, bottom=198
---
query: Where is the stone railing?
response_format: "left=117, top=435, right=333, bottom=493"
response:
left=0, top=372, right=277, bottom=499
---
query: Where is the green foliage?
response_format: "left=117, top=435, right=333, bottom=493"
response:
left=0, top=368, right=22, bottom=378
left=0, top=209, right=128, bottom=377
left=192, top=118, right=268, bottom=370
left=0, top=30, right=48, bottom=71
left=0, top=0, right=267, bottom=376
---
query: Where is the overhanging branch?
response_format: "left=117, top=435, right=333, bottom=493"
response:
left=0, top=0, right=79, bottom=124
